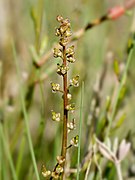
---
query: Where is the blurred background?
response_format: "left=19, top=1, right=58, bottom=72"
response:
left=0, top=0, right=135, bottom=179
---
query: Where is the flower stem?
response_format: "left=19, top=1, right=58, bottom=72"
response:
left=61, top=45, right=68, bottom=178
left=115, top=162, right=123, bottom=180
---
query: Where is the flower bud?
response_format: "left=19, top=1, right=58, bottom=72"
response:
left=66, top=45, right=75, bottom=56
left=70, top=135, right=79, bottom=147
left=56, top=165, right=63, bottom=174
left=67, top=56, right=76, bottom=63
left=56, top=15, right=64, bottom=23
left=56, top=155, right=65, bottom=165
left=64, top=27, right=72, bottom=37
left=41, top=164, right=51, bottom=178
left=57, top=63, right=69, bottom=76
left=70, top=75, right=79, bottom=87
left=51, top=111, right=61, bottom=122
left=51, top=82, right=61, bottom=93
left=67, top=118, right=76, bottom=133
left=59, top=37, right=69, bottom=46
left=67, top=93, right=72, bottom=101
left=55, top=28, right=61, bottom=36
left=66, top=103, right=75, bottom=112
left=51, top=172, right=59, bottom=179
left=53, top=48, right=62, bottom=58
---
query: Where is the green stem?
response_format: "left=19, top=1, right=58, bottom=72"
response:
left=35, top=0, right=44, bottom=53
left=115, top=162, right=123, bottom=180
left=16, top=132, right=26, bottom=178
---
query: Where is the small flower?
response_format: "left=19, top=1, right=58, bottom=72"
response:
left=56, top=15, right=64, bottom=23
left=66, top=103, right=75, bottom=112
left=41, top=164, right=51, bottom=178
left=118, top=139, right=131, bottom=162
left=66, top=45, right=76, bottom=63
left=53, top=48, right=62, bottom=58
left=57, top=63, right=69, bottom=76
left=59, top=25, right=69, bottom=35
left=69, top=75, right=79, bottom=87
left=55, top=28, right=61, bottom=36
left=64, top=27, right=72, bottom=37
left=70, top=135, right=79, bottom=147
left=67, top=93, right=72, bottom=101
left=62, top=18, right=70, bottom=27
left=67, top=56, right=76, bottom=63
left=59, top=37, right=69, bottom=46
left=51, top=82, right=61, bottom=93
left=66, top=45, right=75, bottom=56
left=96, top=137, right=131, bottom=163
left=67, top=118, right=76, bottom=133
left=56, top=164, right=63, bottom=174
left=51, top=111, right=61, bottom=122
left=56, top=155, right=65, bottom=165
left=51, top=172, right=59, bottom=179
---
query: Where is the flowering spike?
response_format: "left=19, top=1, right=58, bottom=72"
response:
left=51, top=16, right=79, bottom=178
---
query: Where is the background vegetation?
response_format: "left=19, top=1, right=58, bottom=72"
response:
left=0, top=0, right=135, bottom=179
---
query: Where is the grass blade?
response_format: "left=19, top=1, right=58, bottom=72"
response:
left=0, top=124, right=17, bottom=180
left=12, top=41, right=40, bottom=180
left=77, top=81, right=84, bottom=180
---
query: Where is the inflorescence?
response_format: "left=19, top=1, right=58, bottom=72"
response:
left=42, top=15, right=79, bottom=179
